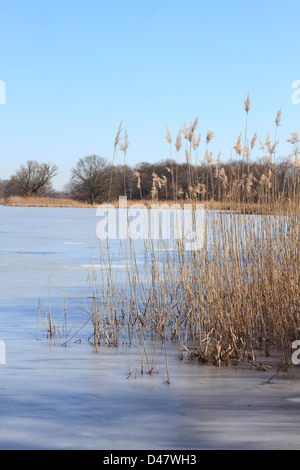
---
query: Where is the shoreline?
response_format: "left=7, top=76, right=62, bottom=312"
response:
left=1, top=196, right=297, bottom=215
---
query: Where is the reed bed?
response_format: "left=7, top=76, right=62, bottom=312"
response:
left=38, top=97, right=299, bottom=380
left=79, top=205, right=298, bottom=373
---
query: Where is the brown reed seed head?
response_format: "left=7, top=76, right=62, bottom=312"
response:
left=244, top=93, right=250, bottom=114
left=161, top=175, right=167, bottom=186
left=192, top=133, right=197, bottom=150
left=114, top=121, right=123, bottom=148
left=175, top=131, right=182, bottom=151
left=206, top=131, right=214, bottom=145
left=251, top=133, right=257, bottom=150
left=205, top=149, right=213, bottom=164
left=234, top=135, right=242, bottom=156
left=189, top=116, right=199, bottom=142
left=133, top=172, right=141, bottom=189
left=275, top=109, right=282, bottom=127
left=219, top=168, right=228, bottom=187
left=191, top=116, right=199, bottom=134
left=165, top=125, right=172, bottom=144
left=190, top=133, right=200, bottom=152
left=245, top=140, right=250, bottom=160
left=265, top=134, right=274, bottom=155
left=182, top=122, right=188, bottom=140
left=287, top=131, right=299, bottom=145
left=259, top=140, right=265, bottom=152
left=246, top=172, right=254, bottom=193
left=119, top=127, right=129, bottom=153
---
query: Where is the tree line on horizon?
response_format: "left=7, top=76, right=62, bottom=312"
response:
left=1, top=96, right=299, bottom=206
left=0, top=151, right=299, bottom=205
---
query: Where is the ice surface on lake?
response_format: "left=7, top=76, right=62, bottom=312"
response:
left=0, top=206, right=300, bottom=450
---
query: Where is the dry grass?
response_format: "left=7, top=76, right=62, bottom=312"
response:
left=36, top=98, right=299, bottom=381
left=86, top=203, right=298, bottom=372
left=2, top=195, right=297, bottom=216
left=2, top=196, right=93, bottom=208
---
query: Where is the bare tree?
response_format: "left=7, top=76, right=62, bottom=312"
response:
left=68, top=155, right=110, bottom=205
left=7, top=160, right=58, bottom=197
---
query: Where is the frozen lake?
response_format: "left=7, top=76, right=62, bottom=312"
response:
left=0, top=205, right=300, bottom=450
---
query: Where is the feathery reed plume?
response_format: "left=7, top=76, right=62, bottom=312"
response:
left=245, top=139, right=250, bottom=160
left=195, top=133, right=201, bottom=150
left=198, top=183, right=206, bottom=197
left=206, top=131, right=214, bottom=145
left=175, top=131, right=182, bottom=152
left=243, top=93, right=250, bottom=176
left=182, top=122, right=188, bottom=140
left=165, top=125, right=172, bottom=144
left=150, top=184, right=157, bottom=200
left=204, top=144, right=214, bottom=199
left=161, top=175, right=168, bottom=200
left=151, top=173, right=158, bottom=200
left=234, top=135, right=242, bottom=156
left=152, top=172, right=161, bottom=188
left=273, top=109, right=282, bottom=199
left=244, top=93, right=250, bottom=114
left=246, top=172, right=254, bottom=194
left=286, top=132, right=300, bottom=199
left=165, top=124, right=175, bottom=198
left=275, top=108, right=282, bottom=127
left=215, top=167, right=228, bottom=201
left=259, top=174, right=266, bottom=186
left=259, top=140, right=265, bottom=152
left=219, top=167, right=228, bottom=188
left=251, top=133, right=258, bottom=150
left=119, top=126, right=129, bottom=195
left=174, top=130, right=182, bottom=200
left=108, top=120, right=123, bottom=202
left=187, top=116, right=199, bottom=143
left=191, top=116, right=199, bottom=135
left=205, top=149, right=213, bottom=164
left=114, top=121, right=123, bottom=149
left=287, top=131, right=299, bottom=145
left=119, top=126, right=129, bottom=153
left=133, top=171, right=141, bottom=189
left=192, top=133, right=197, bottom=151
left=265, top=134, right=274, bottom=155
left=266, top=169, right=272, bottom=188
left=193, top=132, right=201, bottom=182
left=205, top=132, right=214, bottom=198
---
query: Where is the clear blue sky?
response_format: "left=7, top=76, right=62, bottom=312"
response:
left=0, top=0, right=299, bottom=190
